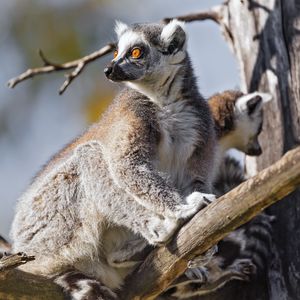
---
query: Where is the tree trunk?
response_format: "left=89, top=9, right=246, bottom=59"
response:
left=199, top=0, right=300, bottom=299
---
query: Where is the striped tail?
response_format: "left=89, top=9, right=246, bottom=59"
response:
left=54, top=270, right=117, bottom=300
left=162, top=156, right=274, bottom=299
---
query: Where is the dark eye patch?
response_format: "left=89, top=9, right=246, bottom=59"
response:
left=126, top=44, right=148, bottom=59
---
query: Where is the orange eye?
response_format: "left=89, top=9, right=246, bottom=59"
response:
left=113, top=50, right=118, bottom=59
left=131, top=48, right=142, bottom=59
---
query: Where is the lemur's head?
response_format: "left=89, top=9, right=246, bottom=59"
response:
left=209, top=90, right=272, bottom=156
left=104, top=20, right=187, bottom=95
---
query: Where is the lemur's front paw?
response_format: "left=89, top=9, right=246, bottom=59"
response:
left=174, top=192, right=216, bottom=219
left=146, top=216, right=179, bottom=245
left=187, top=245, right=218, bottom=268
left=185, top=266, right=209, bottom=282
left=231, top=258, right=257, bottom=280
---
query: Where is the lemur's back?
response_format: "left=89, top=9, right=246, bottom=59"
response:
left=11, top=88, right=156, bottom=261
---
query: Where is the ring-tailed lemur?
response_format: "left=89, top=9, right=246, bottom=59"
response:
left=162, top=91, right=274, bottom=299
left=10, top=20, right=217, bottom=300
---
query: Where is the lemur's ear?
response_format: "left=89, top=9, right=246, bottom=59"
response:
left=115, top=20, right=129, bottom=38
left=235, top=92, right=272, bottom=115
left=161, top=20, right=186, bottom=54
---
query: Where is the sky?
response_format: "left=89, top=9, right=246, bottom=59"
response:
left=0, top=0, right=239, bottom=238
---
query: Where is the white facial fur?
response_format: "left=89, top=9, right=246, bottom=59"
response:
left=114, top=21, right=146, bottom=61
left=220, top=92, right=272, bottom=154
left=235, top=92, right=272, bottom=114
left=234, top=92, right=272, bottom=151
left=116, top=31, right=144, bottom=60
left=114, top=20, right=129, bottom=38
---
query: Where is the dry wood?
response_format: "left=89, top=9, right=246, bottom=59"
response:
left=0, top=252, right=34, bottom=273
left=0, top=252, right=34, bottom=275
left=7, top=44, right=115, bottom=94
left=0, top=253, right=64, bottom=300
left=121, top=146, right=300, bottom=300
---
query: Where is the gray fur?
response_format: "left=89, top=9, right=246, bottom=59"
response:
left=165, top=156, right=274, bottom=299
left=11, top=20, right=216, bottom=299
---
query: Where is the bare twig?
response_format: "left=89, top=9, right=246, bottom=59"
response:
left=162, top=4, right=236, bottom=47
left=122, top=146, right=300, bottom=300
left=7, top=43, right=115, bottom=94
left=163, top=5, right=223, bottom=24
left=7, top=7, right=226, bottom=95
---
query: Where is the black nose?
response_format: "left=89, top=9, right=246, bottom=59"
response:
left=246, top=146, right=262, bottom=156
left=104, top=66, right=113, bottom=77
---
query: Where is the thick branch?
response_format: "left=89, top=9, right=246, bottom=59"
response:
left=122, top=146, right=300, bottom=300
left=7, top=43, right=115, bottom=94
left=0, top=253, right=64, bottom=299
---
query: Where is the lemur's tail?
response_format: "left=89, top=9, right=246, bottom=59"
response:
left=213, top=155, right=246, bottom=197
left=215, top=155, right=275, bottom=275
left=54, top=270, right=117, bottom=300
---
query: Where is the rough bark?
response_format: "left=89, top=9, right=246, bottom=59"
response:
left=121, top=147, right=300, bottom=300
left=0, top=254, right=64, bottom=300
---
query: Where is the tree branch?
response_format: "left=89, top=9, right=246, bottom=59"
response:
left=0, top=255, right=64, bottom=300
left=7, top=43, right=115, bottom=94
left=0, top=252, right=34, bottom=273
left=163, top=5, right=223, bottom=25
left=121, top=146, right=300, bottom=300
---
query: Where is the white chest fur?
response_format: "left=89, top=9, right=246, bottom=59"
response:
left=157, top=101, right=199, bottom=189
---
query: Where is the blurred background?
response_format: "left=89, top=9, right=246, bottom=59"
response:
left=0, top=0, right=239, bottom=238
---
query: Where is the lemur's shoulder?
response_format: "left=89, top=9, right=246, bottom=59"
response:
left=36, top=88, right=159, bottom=179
